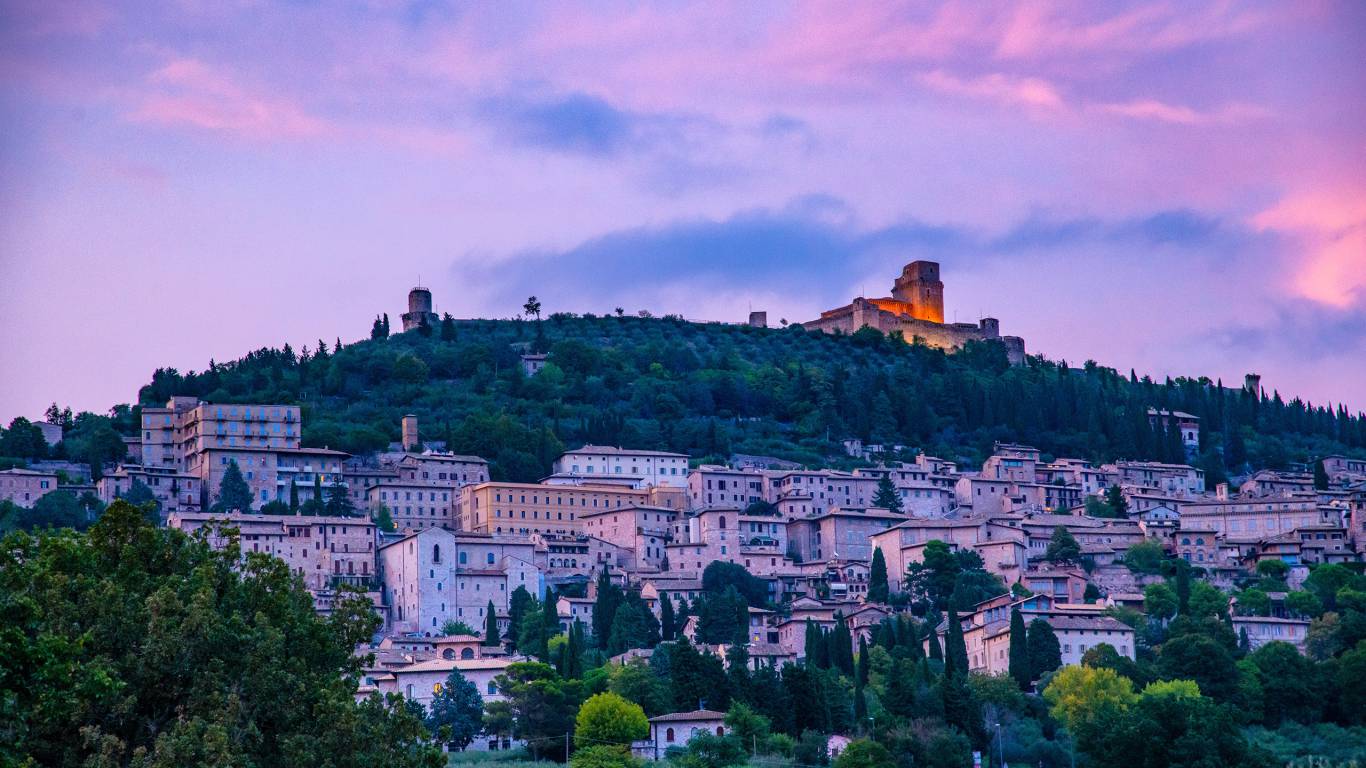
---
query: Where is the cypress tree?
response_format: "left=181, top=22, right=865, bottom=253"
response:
left=856, top=636, right=870, bottom=687
left=1008, top=608, right=1030, bottom=690
left=592, top=567, right=622, bottom=650
left=288, top=478, right=299, bottom=513
left=506, top=585, right=532, bottom=649
left=830, top=615, right=855, bottom=676
left=542, top=588, right=560, bottom=647
left=660, top=594, right=676, bottom=642
left=1314, top=459, right=1330, bottom=491
left=944, top=603, right=968, bottom=676
left=926, top=625, right=943, bottom=661
left=1176, top=559, right=1192, bottom=614
left=868, top=547, right=890, bottom=603
left=483, top=600, right=500, bottom=646
left=1026, top=619, right=1062, bottom=679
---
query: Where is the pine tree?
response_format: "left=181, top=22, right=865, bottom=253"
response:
left=1008, top=608, right=1030, bottom=690
left=483, top=600, right=500, bottom=646
left=660, top=594, right=676, bottom=641
left=872, top=475, right=903, bottom=515
left=868, top=547, right=890, bottom=603
left=212, top=460, right=253, bottom=514
left=324, top=482, right=355, bottom=517
left=440, top=312, right=456, bottom=342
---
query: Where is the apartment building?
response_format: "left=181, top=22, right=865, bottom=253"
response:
left=192, top=446, right=349, bottom=510
left=786, top=506, right=906, bottom=563
left=764, top=470, right=878, bottom=516
left=378, top=527, right=541, bottom=635
left=0, top=468, right=58, bottom=507
left=140, top=397, right=301, bottom=470
left=369, top=482, right=456, bottom=531
left=553, top=445, right=690, bottom=488
left=1111, top=461, right=1205, bottom=497
left=458, top=481, right=685, bottom=536
left=97, top=464, right=201, bottom=516
left=853, top=465, right=955, bottom=517
left=580, top=505, right=680, bottom=570
left=688, top=466, right=765, bottom=510
left=169, top=511, right=376, bottom=593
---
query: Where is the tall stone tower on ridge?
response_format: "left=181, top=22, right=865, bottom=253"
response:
left=891, top=260, right=945, bottom=323
left=401, top=286, right=440, bottom=332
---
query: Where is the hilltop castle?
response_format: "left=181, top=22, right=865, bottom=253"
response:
left=803, top=260, right=1026, bottom=364
left=401, top=286, right=440, bottom=332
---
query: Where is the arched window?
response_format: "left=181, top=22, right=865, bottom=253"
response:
left=442, top=648, right=455, bottom=660
left=461, top=647, right=475, bottom=659
left=487, top=552, right=496, bottom=564
left=666, top=728, right=675, bottom=743
left=718, top=516, right=727, bottom=529
left=433, top=544, right=441, bottom=563
left=433, top=682, right=443, bottom=695
left=716, top=726, right=724, bottom=736
left=1195, top=537, right=1205, bottom=546
left=1181, top=537, right=1191, bottom=545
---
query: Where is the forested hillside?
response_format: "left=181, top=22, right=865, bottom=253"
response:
left=135, top=313, right=1366, bottom=482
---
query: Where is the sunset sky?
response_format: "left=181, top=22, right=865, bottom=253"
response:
left=2, top=1, right=1364, bottom=422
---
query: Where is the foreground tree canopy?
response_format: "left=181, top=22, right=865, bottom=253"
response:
left=0, top=500, right=441, bottom=768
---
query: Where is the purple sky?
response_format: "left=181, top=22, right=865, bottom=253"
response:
left=2, top=1, right=1364, bottom=423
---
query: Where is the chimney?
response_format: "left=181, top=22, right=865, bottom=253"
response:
left=1216, top=482, right=1229, bottom=501
left=401, top=414, right=419, bottom=452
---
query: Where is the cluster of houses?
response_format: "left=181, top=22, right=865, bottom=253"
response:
left=5, top=397, right=1365, bottom=749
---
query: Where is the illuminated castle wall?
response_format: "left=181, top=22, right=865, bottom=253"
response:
left=803, top=260, right=1025, bottom=364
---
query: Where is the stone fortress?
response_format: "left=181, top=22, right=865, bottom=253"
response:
left=401, top=285, right=440, bottom=332
left=803, top=260, right=1026, bottom=364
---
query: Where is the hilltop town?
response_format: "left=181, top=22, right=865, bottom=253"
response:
left=4, top=269, right=1366, bottom=768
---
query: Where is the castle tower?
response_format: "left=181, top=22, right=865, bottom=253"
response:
left=401, top=286, right=440, bottom=332
left=890, top=261, right=945, bottom=323
left=401, top=414, right=420, bottom=452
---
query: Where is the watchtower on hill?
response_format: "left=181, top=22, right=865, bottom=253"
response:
left=890, top=260, right=945, bottom=323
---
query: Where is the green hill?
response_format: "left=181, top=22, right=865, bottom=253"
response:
left=136, top=313, right=1366, bottom=483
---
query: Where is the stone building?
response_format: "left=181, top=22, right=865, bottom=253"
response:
left=803, top=261, right=1025, bottom=364
left=401, top=286, right=440, bottom=332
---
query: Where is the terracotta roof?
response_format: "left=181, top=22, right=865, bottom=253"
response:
left=649, top=710, right=728, bottom=723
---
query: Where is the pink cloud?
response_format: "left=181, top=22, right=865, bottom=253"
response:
left=1253, top=190, right=1366, bottom=308
left=128, top=58, right=330, bottom=140
left=919, top=69, right=1063, bottom=109
left=1097, top=99, right=1269, bottom=125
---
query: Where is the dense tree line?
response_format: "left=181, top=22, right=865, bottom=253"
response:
left=113, top=313, right=1363, bottom=482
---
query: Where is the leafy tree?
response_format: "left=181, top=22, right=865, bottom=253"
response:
left=833, top=739, right=896, bottom=768
left=571, top=745, right=642, bottom=768
left=872, top=475, right=903, bottom=515
left=1042, top=664, right=1136, bottom=735
left=702, top=561, right=769, bottom=607
left=1123, top=539, right=1165, bottom=575
left=1008, top=608, right=1031, bottom=690
left=1339, top=640, right=1366, bottom=725
left=904, top=540, right=1004, bottom=613
left=1145, top=582, right=1178, bottom=621
left=1157, top=633, right=1238, bottom=702
left=695, top=586, right=749, bottom=645
left=724, top=702, right=771, bottom=755
left=441, top=620, right=477, bottom=636
left=607, top=659, right=669, bottom=717
left=867, top=547, right=889, bottom=603
left=212, top=459, right=253, bottom=514
left=1044, top=526, right=1082, bottom=563
left=1026, top=619, right=1061, bottom=679
left=575, top=692, right=648, bottom=748
left=494, top=662, right=580, bottom=761
left=428, top=668, right=484, bottom=749
left=1247, top=641, right=1317, bottom=727
left=0, top=501, right=441, bottom=768
left=673, top=731, right=747, bottom=768
left=609, top=591, right=661, bottom=654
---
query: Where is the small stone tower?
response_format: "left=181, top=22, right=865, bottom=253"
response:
left=1244, top=373, right=1262, bottom=397
left=748, top=311, right=768, bottom=328
left=401, top=414, right=420, bottom=452
left=401, top=286, right=440, bottom=332
left=891, top=261, right=945, bottom=323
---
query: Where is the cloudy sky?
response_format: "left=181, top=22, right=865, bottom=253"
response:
left=2, top=1, right=1364, bottom=422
